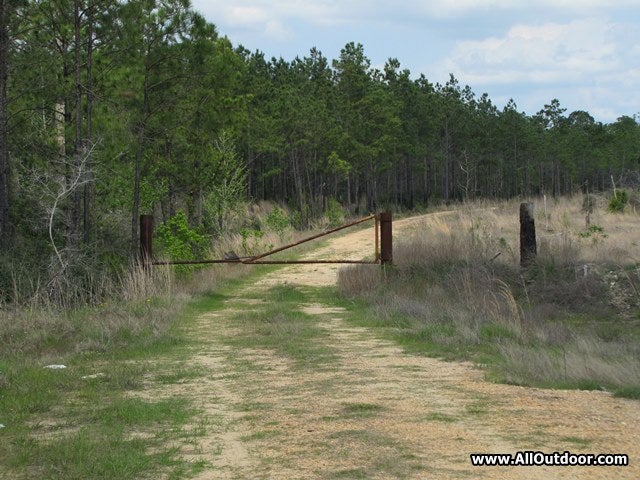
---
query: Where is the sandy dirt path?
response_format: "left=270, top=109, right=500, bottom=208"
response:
left=173, top=212, right=639, bottom=479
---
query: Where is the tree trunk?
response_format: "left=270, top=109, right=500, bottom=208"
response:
left=71, top=0, right=82, bottom=246
left=131, top=66, right=150, bottom=258
left=55, top=100, right=66, bottom=158
left=423, top=155, right=430, bottom=205
left=192, top=186, right=203, bottom=227
left=291, top=151, right=306, bottom=225
left=83, top=1, right=94, bottom=243
left=131, top=147, right=142, bottom=258
left=0, top=0, right=9, bottom=244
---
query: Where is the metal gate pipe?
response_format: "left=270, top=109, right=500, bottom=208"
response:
left=244, top=214, right=376, bottom=263
left=144, top=213, right=381, bottom=266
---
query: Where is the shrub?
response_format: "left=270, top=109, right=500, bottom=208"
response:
left=265, top=206, right=290, bottom=237
left=325, top=197, right=345, bottom=227
left=240, top=228, right=265, bottom=255
left=155, top=212, right=209, bottom=274
left=290, top=203, right=312, bottom=230
left=608, top=190, right=628, bottom=212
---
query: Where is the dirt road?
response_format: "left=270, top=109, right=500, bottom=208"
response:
left=169, top=213, right=640, bottom=479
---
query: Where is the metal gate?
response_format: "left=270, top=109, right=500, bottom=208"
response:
left=140, top=212, right=392, bottom=268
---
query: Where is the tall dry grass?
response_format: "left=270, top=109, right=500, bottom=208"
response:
left=1, top=200, right=338, bottom=361
left=338, top=194, right=640, bottom=393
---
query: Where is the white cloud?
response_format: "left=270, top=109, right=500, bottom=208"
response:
left=193, top=0, right=640, bottom=44
left=222, top=6, right=269, bottom=26
left=264, top=19, right=294, bottom=41
left=407, top=0, right=640, bottom=18
left=435, top=18, right=621, bottom=85
left=192, top=0, right=349, bottom=41
left=431, top=17, right=639, bottom=120
left=193, top=0, right=346, bottom=30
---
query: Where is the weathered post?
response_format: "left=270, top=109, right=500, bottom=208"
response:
left=380, top=212, right=392, bottom=265
left=374, top=214, right=380, bottom=262
left=520, top=203, right=536, bottom=267
left=140, top=215, right=153, bottom=269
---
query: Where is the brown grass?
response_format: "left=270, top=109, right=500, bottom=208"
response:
left=0, top=201, right=339, bottom=361
left=338, top=194, right=640, bottom=392
left=500, top=340, right=640, bottom=388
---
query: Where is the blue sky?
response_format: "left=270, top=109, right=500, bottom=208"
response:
left=190, top=0, right=640, bottom=123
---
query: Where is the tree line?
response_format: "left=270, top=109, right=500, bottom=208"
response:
left=1, top=0, right=639, bottom=301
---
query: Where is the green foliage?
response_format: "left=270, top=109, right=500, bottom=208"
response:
left=203, top=132, right=248, bottom=237
left=326, top=151, right=351, bottom=177
left=608, top=190, right=628, bottom=212
left=290, top=203, right=312, bottom=230
left=325, top=197, right=345, bottom=227
left=578, top=224, right=608, bottom=239
left=265, top=207, right=290, bottom=237
left=156, top=212, right=209, bottom=272
left=614, top=386, right=640, bottom=399
left=239, top=228, right=265, bottom=255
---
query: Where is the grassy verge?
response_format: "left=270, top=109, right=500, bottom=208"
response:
left=0, top=257, right=256, bottom=479
left=0, top=218, right=345, bottom=478
left=0, top=313, right=205, bottom=479
left=336, top=196, right=640, bottom=398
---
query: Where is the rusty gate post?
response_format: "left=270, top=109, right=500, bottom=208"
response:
left=140, top=215, right=153, bottom=269
left=519, top=203, right=536, bottom=267
left=379, top=212, right=392, bottom=265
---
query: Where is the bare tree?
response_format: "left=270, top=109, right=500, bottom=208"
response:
left=30, top=146, right=95, bottom=277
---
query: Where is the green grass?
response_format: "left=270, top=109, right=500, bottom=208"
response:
left=221, top=284, right=337, bottom=368
left=88, top=397, right=195, bottom=427
left=322, top=429, right=423, bottom=478
left=341, top=403, right=385, bottom=418
left=5, top=396, right=208, bottom=479
left=465, top=400, right=491, bottom=417
left=424, top=412, right=457, bottom=423
left=236, top=401, right=271, bottom=412
left=613, top=385, right=640, bottom=399
left=328, top=468, right=369, bottom=479
left=155, top=365, right=208, bottom=384
left=0, top=364, right=206, bottom=479
left=560, top=436, right=592, bottom=446
left=0, top=225, right=357, bottom=478
left=0, top=284, right=240, bottom=479
left=11, top=430, right=174, bottom=480
left=240, top=430, right=280, bottom=441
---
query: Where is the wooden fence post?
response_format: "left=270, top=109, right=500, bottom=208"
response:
left=520, top=203, right=536, bottom=267
left=380, top=212, right=392, bottom=265
left=140, top=215, right=153, bottom=268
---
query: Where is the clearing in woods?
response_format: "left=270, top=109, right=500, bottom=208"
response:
left=147, top=213, right=639, bottom=479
